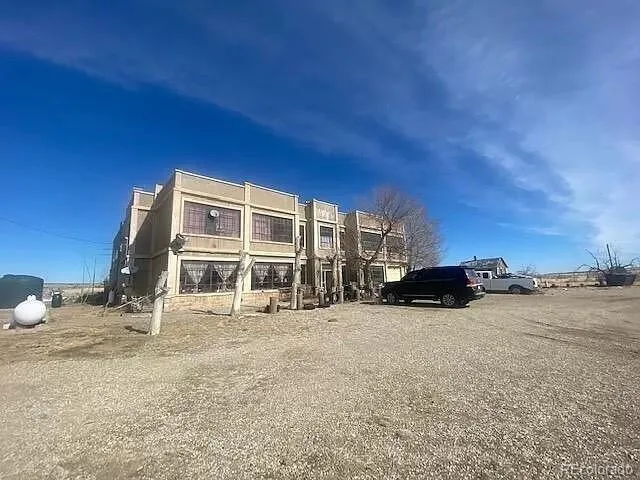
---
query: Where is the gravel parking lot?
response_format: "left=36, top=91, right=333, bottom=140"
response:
left=1, top=288, right=639, bottom=479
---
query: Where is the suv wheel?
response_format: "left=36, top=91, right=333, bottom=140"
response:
left=441, top=293, right=457, bottom=308
left=509, top=285, right=523, bottom=294
left=386, top=292, right=398, bottom=305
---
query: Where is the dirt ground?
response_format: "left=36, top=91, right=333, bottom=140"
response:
left=1, top=288, right=638, bottom=479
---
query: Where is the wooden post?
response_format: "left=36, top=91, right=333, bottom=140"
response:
left=296, top=292, right=303, bottom=310
left=91, top=257, right=96, bottom=296
left=269, top=297, right=278, bottom=314
left=337, top=252, right=344, bottom=304
left=231, top=251, right=254, bottom=316
left=80, top=258, right=85, bottom=304
left=148, top=271, right=168, bottom=336
left=290, top=236, right=303, bottom=310
left=231, top=252, right=247, bottom=315
left=331, top=253, right=338, bottom=304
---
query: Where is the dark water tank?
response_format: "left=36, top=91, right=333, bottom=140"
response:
left=0, top=275, right=44, bottom=309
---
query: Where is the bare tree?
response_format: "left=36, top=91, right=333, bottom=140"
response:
left=516, top=264, right=538, bottom=276
left=403, top=207, right=442, bottom=271
left=322, top=249, right=344, bottom=303
left=355, top=187, right=439, bottom=293
left=230, top=251, right=255, bottom=315
left=578, top=244, right=640, bottom=273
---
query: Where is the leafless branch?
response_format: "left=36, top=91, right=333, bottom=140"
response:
left=357, top=186, right=442, bottom=290
left=403, top=207, right=442, bottom=271
left=516, top=264, right=538, bottom=276
left=581, top=245, right=637, bottom=272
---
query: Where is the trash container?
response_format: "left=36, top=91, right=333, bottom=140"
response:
left=51, top=292, right=63, bottom=308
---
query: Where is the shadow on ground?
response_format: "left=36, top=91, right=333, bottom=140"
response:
left=125, top=325, right=148, bottom=335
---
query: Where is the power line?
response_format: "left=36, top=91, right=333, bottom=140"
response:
left=0, top=216, right=112, bottom=245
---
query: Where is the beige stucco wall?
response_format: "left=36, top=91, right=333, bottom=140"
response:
left=250, top=241, right=295, bottom=254
left=136, top=191, right=154, bottom=209
left=180, top=194, right=244, bottom=211
left=357, top=212, right=401, bottom=233
left=134, top=209, right=153, bottom=255
left=185, top=236, right=243, bottom=252
left=181, top=173, right=245, bottom=202
left=154, top=174, right=175, bottom=206
left=250, top=185, right=295, bottom=211
left=316, top=247, right=335, bottom=259
left=152, top=192, right=173, bottom=255
left=314, top=201, right=337, bottom=222
left=386, top=251, right=406, bottom=262
left=357, top=212, right=380, bottom=230
left=297, top=204, right=307, bottom=219
left=150, top=253, right=169, bottom=288
left=133, top=258, right=151, bottom=295
left=164, top=290, right=277, bottom=312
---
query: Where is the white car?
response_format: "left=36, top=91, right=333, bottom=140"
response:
left=475, top=270, right=538, bottom=294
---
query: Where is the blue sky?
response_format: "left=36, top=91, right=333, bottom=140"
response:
left=1, top=0, right=639, bottom=281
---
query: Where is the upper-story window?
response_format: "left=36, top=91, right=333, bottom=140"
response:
left=319, top=226, right=334, bottom=249
left=183, top=202, right=241, bottom=238
left=339, top=230, right=346, bottom=250
left=252, top=213, right=293, bottom=243
left=386, top=235, right=405, bottom=253
left=299, top=224, right=306, bottom=248
left=361, top=231, right=382, bottom=251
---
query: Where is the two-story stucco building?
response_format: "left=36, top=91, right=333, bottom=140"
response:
left=110, top=169, right=407, bottom=310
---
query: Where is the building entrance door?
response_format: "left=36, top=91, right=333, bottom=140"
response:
left=322, top=268, right=334, bottom=292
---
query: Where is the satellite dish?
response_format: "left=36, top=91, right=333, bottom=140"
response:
left=209, top=209, right=219, bottom=218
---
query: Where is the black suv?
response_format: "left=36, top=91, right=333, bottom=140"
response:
left=381, top=266, right=485, bottom=307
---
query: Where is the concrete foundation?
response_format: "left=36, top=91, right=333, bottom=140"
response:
left=164, top=290, right=278, bottom=312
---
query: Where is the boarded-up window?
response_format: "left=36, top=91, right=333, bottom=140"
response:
left=251, top=263, right=293, bottom=290
left=361, top=231, right=381, bottom=251
left=319, top=226, right=334, bottom=249
left=179, top=261, right=237, bottom=293
left=183, top=202, right=241, bottom=238
left=252, top=214, right=293, bottom=243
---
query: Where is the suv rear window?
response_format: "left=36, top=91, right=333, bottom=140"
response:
left=402, top=271, right=420, bottom=281
left=464, top=269, right=479, bottom=282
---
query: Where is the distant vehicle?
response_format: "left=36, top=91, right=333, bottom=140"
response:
left=381, top=266, right=485, bottom=307
left=475, top=270, right=538, bottom=294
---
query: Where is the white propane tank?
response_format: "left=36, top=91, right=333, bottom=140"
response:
left=12, top=295, right=47, bottom=326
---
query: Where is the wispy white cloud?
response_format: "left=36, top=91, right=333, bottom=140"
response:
left=497, top=222, right=564, bottom=237
left=1, top=0, right=638, bottom=254
left=417, top=0, right=640, bottom=251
